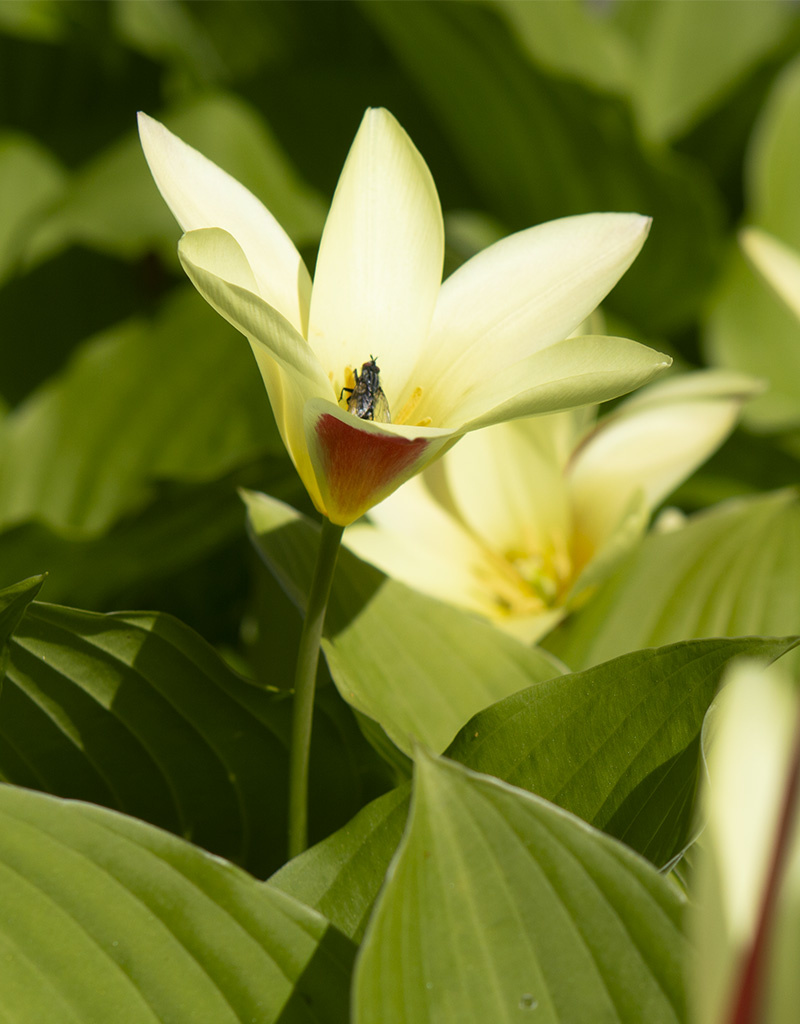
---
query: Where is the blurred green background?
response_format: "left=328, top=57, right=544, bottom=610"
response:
left=2, top=0, right=800, bottom=672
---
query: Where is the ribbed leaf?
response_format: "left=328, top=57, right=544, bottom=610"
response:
left=244, top=491, right=565, bottom=757
left=0, top=288, right=280, bottom=535
left=0, top=783, right=354, bottom=1024
left=447, top=636, right=799, bottom=867
left=547, top=490, right=800, bottom=670
left=354, top=752, right=687, bottom=1024
left=1, top=593, right=371, bottom=877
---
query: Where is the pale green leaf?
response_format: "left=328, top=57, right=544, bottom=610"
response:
left=0, top=783, right=354, bottom=1023
left=354, top=752, right=687, bottom=1024
left=244, top=491, right=566, bottom=757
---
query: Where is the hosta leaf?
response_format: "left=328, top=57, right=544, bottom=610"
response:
left=24, top=91, right=325, bottom=266
left=354, top=752, right=687, bottom=1024
left=271, top=784, right=411, bottom=944
left=546, top=490, right=800, bottom=671
left=447, top=636, right=800, bottom=867
left=244, top=491, right=565, bottom=757
left=0, top=288, right=280, bottom=535
left=1, top=593, right=370, bottom=877
left=0, top=783, right=354, bottom=1024
left=361, top=0, right=723, bottom=334
left=705, top=55, right=800, bottom=431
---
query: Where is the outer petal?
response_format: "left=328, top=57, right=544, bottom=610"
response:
left=442, top=335, right=672, bottom=431
left=567, top=370, right=759, bottom=553
left=137, top=111, right=311, bottom=333
left=416, top=213, right=651, bottom=421
left=740, top=227, right=800, bottom=322
left=178, top=228, right=333, bottom=508
left=303, top=401, right=455, bottom=525
left=307, top=108, right=444, bottom=406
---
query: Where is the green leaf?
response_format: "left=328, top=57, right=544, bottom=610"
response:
left=1, top=596, right=372, bottom=877
left=271, top=784, right=411, bottom=944
left=0, top=782, right=354, bottom=1024
left=354, top=752, right=687, bottom=1024
left=244, top=491, right=565, bottom=757
left=0, top=574, right=44, bottom=685
left=0, top=288, right=281, bottom=535
left=614, top=0, right=794, bottom=143
left=362, top=0, right=724, bottom=334
left=546, top=490, right=800, bottom=671
left=447, top=636, right=799, bottom=868
left=0, top=132, right=65, bottom=286
left=705, top=55, right=800, bottom=431
left=24, top=91, right=326, bottom=266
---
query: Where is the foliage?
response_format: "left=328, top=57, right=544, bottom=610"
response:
left=2, top=1, right=800, bottom=1021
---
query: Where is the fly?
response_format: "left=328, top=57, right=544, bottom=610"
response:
left=340, top=356, right=391, bottom=423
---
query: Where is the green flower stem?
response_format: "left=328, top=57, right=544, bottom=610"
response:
left=288, top=516, right=345, bottom=859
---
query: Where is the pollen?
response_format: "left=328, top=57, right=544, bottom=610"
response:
left=395, top=386, right=424, bottom=426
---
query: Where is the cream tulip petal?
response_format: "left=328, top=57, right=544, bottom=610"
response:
left=346, top=478, right=505, bottom=620
left=447, top=335, right=671, bottom=432
left=303, top=400, right=456, bottom=526
left=417, top=213, right=651, bottom=419
left=307, top=108, right=444, bottom=406
left=741, top=227, right=800, bottom=322
left=138, top=112, right=311, bottom=333
left=568, top=378, right=752, bottom=551
left=178, top=229, right=332, bottom=399
left=443, top=420, right=571, bottom=559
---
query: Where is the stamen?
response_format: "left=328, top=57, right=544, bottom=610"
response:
left=395, top=386, right=424, bottom=425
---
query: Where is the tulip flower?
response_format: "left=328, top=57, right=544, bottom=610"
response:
left=348, top=371, right=760, bottom=643
left=138, top=105, right=672, bottom=857
left=740, top=227, right=800, bottom=323
left=138, top=107, right=670, bottom=527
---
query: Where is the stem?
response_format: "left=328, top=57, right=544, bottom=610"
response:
left=287, top=517, right=345, bottom=859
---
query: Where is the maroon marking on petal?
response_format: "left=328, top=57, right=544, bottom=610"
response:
left=315, top=414, right=430, bottom=519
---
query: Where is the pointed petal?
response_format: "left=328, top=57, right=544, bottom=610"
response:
left=567, top=370, right=757, bottom=552
left=740, top=227, right=800, bottom=322
left=443, top=420, right=571, bottom=561
left=417, top=213, right=650, bottom=419
left=304, top=402, right=454, bottom=526
left=307, top=108, right=444, bottom=405
left=444, top=335, right=671, bottom=431
left=138, top=111, right=311, bottom=333
left=178, top=228, right=332, bottom=509
left=347, top=477, right=506, bottom=620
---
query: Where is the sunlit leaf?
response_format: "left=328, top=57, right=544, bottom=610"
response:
left=0, top=288, right=280, bottom=535
left=447, top=636, right=799, bottom=868
left=244, top=491, right=566, bottom=757
left=0, top=783, right=354, bottom=1024
left=354, top=752, right=687, bottom=1024
left=546, top=490, right=800, bottom=671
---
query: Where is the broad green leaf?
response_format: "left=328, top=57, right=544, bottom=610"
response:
left=25, top=91, right=326, bottom=266
left=447, top=636, right=799, bottom=868
left=244, top=491, right=566, bottom=757
left=1, top=595, right=372, bottom=877
left=0, top=288, right=280, bottom=535
left=354, top=752, right=687, bottom=1024
left=705, top=55, right=800, bottom=430
left=615, top=0, right=793, bottom=143
left=0, top=133, right=65, bottom=285
left=362, top=0, right=724, bottom=335
left=690, top=660, right=800, bottom=1024
left=270, top=784, right=411, bottom=944
left=546, top=490, right=800, bottom=671
left=0, top=783, right=354, bottom=1024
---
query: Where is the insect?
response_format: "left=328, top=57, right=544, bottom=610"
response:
left=340, top=356, right=391, bottom=423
